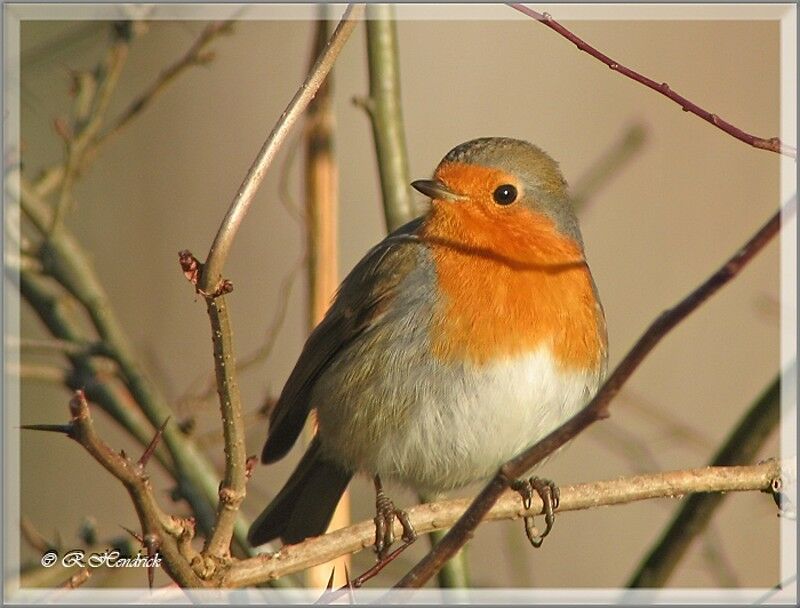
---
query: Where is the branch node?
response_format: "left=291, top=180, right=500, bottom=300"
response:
left=179, top=249, right=234, bottom=298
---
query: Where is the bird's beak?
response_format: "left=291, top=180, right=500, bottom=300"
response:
left=411, top=179, right=464, bottom=201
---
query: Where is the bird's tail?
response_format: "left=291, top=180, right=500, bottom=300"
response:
left=247, top=436, right=352, bottom=547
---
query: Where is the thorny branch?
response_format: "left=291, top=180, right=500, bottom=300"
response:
left=199, top=4, right=365, bottom=295
left=23, top=391, right=205, bottom=587
left=509, top=4, right=796, bottom=159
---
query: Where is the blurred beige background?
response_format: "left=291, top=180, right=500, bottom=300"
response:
left=13, top=4, right=791, bottom=593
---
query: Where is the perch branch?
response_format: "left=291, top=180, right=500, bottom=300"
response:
left=199, top=3, right=364, bottom=295
left=628, top=367, right=785, bottom=587
left=509, top=4, right=796, bottom=159
left=223, top=461, right=782, bottom=587
left=394, top=194, right=795, bottom=588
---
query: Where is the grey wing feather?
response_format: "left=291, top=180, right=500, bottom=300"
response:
left=261, top=217, right=424, bottom=463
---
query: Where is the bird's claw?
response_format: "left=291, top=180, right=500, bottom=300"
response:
left=373, top=486, right=416, bottom=560
left=512, top=476, right=560, bottom=548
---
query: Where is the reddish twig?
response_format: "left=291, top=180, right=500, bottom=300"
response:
left=137, top=416, right=170, bottom=469
left=318, top=540, right=416, bottom=604
left=509, top=4, right=796, bottom=159
left=394, top=196, right=795, bottom=589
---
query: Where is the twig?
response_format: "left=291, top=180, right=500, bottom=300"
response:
left=33, top=22, right=233, bottom=200
left=18, top=179, right=234, bottom=546
left=24, top=391, right=205, bottom=587
left=14, top=336, right=100, bottom=357
left=97, top=21, right=233, bottom=147
left=394, top=195, right=795, bottom=589
left=20, top=515, right=54, bottom=553
left=222, top=461, right=782, bottom=587
left=509, top=4, right=796, bottom=159
left=627, top=368, right=785, bottom=587
left=12, top=363, right=70, bottom=383
left=319, top=540, right=416, bottom=603
left=62, top=567, right=91, bottom=589
left=360, top=4, right=415, bottom=232
left=200, top=292, right=247, bottom=561
left=199, top=4, right=364, bottom=295
left=52, top=30, right=130, bottom=232
left=16, top=265, right=175, bottom=474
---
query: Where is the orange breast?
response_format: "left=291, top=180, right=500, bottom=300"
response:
left=421, top=200, right=605, bottom=370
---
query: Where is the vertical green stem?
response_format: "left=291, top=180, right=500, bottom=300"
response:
left=365, top=4, right=415, bottom=232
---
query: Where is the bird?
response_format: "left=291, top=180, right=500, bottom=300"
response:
left=247, top=137, right=608, bottom=556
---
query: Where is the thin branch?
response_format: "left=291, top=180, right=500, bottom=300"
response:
left=97, top=21, right=233, bottom=147
left=223, top=462, right=782, bottom=587
left=33, top=22, right=233, bottom=200
left=52, top=31, right=130, bottom=232
left=362, top=4, right=416, bottom=232
left=16, top=266, right=175, bottom=474
left=12, top=363, right=70, bottom=383
left=18, top=179, right=236, bottom=546
left=509, top=4, right=796, bottom=159
left=628, top=367, right=785, bottom=587
left=61, top=568, right=92, bottom=589
left=26, top=391, right=205, bottom=587
left=200, top=294, right=247, bottom=561
left=394, top=194, right=795, bottom=589
left=199, top=4, right=364, bottom=295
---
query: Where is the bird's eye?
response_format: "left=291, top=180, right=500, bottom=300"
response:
left=492, top=184, right=518, bottom=205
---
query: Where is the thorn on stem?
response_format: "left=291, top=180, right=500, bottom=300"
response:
left=138, top=416, right=170, bottom=469
left=19, top=423, right=73, bottom=435
left=120, top=524, right=144, bottom=545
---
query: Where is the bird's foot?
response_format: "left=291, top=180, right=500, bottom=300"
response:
left=373, top=477, right=416, bottom=560
left=511, top=476, right=560, bottom=548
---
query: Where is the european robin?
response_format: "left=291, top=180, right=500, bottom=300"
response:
left=248, top=137, right=608, bottom=555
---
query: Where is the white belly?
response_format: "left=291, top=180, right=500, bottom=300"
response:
left=318, top=346, right=603, bottom=494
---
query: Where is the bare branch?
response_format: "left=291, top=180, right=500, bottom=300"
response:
left=199, top=4, right=365, bottom=295
left=509, top=4, right=796, bottom=158
left=223, top=461, right=782, bottom=587
left=52, top=31, right=130, bottom=232
left=97, top=22, right=234, bottom=146
left=25, top=391, right=205, bottom=587
left=394, top=195, right=795, bottom=588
